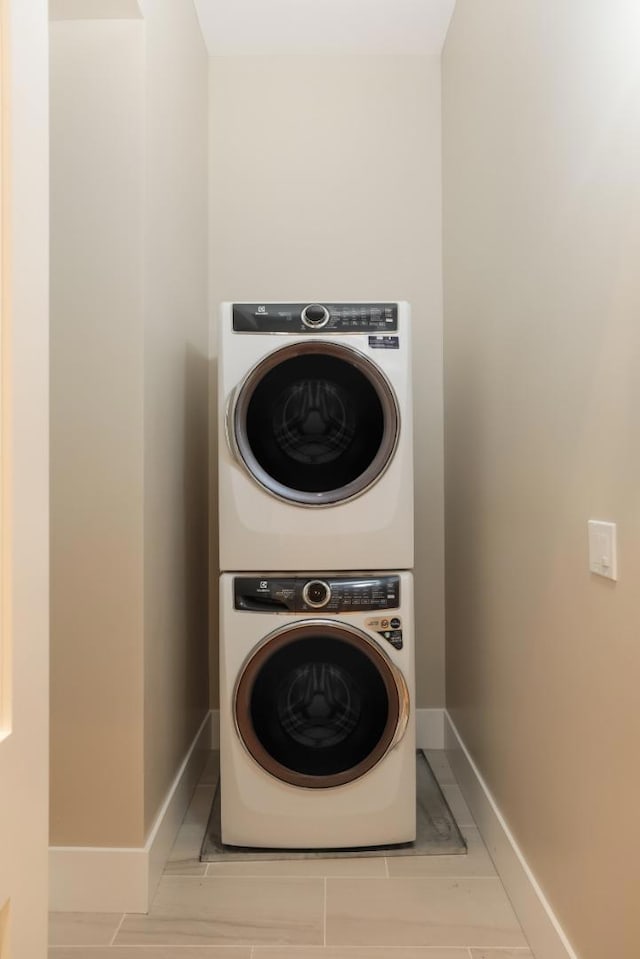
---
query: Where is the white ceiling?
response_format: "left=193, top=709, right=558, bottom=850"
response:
left=193, top=0, right=456, bottom=57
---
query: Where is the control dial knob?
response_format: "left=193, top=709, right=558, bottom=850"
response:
left=302, top=579, right=331, bottom=609
left=301, top=304, right=330, bottom=329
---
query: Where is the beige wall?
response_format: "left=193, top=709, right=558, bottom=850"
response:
left=443, top=3, right=640, bottom=958
left=50, top=2, right=209, bottom=848
left=142, top=0, right=210, bottom=835
left=50, top=19, right=146, bottom=846
left=209, top=55, right=444, bottom=708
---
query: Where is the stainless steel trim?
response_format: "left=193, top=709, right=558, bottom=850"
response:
left=229, top=340, right=401, bottom=508
left=301, top=579, right=331, bottom=608
left=389, top=672, right=410, bottom=751
left=224, top=390, right=237, bottom=461
left=301, top=303, right=330, bottom=329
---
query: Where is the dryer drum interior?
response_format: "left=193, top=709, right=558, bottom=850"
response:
left=234, top=622, right=408, bottom=789
left=232, top=342, right=400, bottom=506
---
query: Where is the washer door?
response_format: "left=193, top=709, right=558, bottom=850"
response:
left=231, top=341, right=400, bottom=506
left=234, top=621, right=410, bottom=789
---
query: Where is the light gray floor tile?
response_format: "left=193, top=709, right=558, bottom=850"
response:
left=470, top=950, right=534, bottom=959
left=424, top=750, right=457, bottom=786
left=199, top=751, right=221, bottom=786
left=442, top=783, right=476, bottom=826
left=255, top=949, right=471, bottom=958
left=206, top=856, right=386, bottom=878
left=326, top=876, right=528, bottom=948
left=49, top=949, right=250, bottom=958
left=183, top=786, right=216, bottom=826
left=48, top=912, right=123, bottom=946
left=164, top=860, right=208, bottom=878
left=387, top=827, right=495, bottom=878
left=116, top=877, right=324, bottom=947
left=164, top=785, right=215, bottom=877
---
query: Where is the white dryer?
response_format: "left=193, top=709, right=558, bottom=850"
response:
left=217, top=301, right=413, bottom=572
left=219, top=570, right=415, bottom=848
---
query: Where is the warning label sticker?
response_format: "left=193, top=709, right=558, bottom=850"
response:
left=368, top=335, right=399, bottom=350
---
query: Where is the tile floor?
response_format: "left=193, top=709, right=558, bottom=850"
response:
left=49, top=751, right=535, bottom=959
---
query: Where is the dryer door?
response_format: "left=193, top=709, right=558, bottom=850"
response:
left=234, top=621, right=410, bottom=788
left=231, top=341, right=400, bottom=506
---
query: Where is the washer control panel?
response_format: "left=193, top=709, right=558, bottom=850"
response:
left=232, top=302, right=398, bottom=333
left=234, top=575, right=400, bottom=613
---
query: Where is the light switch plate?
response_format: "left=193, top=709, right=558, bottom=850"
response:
left=588, top=520, right=618, bottom=581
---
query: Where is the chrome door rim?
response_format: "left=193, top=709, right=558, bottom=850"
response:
left=229, top=341, right=400, bottom=507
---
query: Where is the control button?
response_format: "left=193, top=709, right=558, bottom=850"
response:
left=301, top=304, right=330, bottom=329
left=390, top=617, right=401, bottom=629
left=302, top=579, right=331, bottom=608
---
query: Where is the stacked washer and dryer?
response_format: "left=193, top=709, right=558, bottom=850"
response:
left=217, top=301, right=415, bottom=848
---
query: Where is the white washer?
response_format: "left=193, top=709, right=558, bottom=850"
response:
left=217, top=301, right=413, bottom=572
left=219, top=570, right=416, bottom=848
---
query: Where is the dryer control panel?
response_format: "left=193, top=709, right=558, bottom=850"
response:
left=232, top=302, right=398, bottom=333
left=234, top=575, right=400, bottom=613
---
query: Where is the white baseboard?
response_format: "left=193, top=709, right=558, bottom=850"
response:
left=444, top=712, right=578, bottom=959
left=415, top=707, right=445, bottom=749
left=49, top=710, right=212, bottom=914
left=210, top=707, right=445, bottom=750
left=146, top=711, right=213, bottom=907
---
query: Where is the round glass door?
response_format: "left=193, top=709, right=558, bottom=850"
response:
left=232, top=342, right=400, bottom=506
left=234, top=622, right=408, bottom=788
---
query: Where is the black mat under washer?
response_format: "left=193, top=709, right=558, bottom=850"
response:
left=200, top=750, right=467, bottom=861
